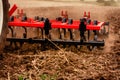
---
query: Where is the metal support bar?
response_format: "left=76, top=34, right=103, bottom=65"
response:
left=50, top=39, right=104, bottom=46
left=9, top=4, right=17, bottom=16
left=6, top=38, right=104, bottom=46
left=6, top=38, right=45, bottom=43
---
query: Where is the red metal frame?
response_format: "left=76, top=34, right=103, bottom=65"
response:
left=8, top=18, right=104, bottom=30
left=9, top=4, right=17, bottom=17
left=8, top=4, right=105, bottom=30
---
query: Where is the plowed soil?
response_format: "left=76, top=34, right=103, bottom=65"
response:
left=0, top=0, right=120, bottom=80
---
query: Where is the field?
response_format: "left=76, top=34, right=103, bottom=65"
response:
left=0, top=0, right=120, bottom=80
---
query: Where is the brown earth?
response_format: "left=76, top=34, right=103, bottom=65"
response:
left=0, top=0, right=120, bottom=80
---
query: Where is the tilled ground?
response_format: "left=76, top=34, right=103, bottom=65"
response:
left=0, top=0, right=120, bottom=80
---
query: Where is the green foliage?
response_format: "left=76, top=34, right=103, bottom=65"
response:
left=40, top=74, right=57, bottom=80
left=40, top=74, right=47, bottom=80
left=18, top=75, right=24, bottom=80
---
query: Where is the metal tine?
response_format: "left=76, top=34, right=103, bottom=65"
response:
left=79, top=18, right=87, bottom=49
left=86, top=20, right=98, bottom=51
left=17, top=16, right=28, bottom=47
left=68, top=18, right=75, bottom=41
left=34, top=27, right=44, bottom=39
left=87, top=19, right=91, bottom=41
left=22, top=27, right=27, bottom=38
left=21, top=16, right=27, bottom=38
left=58, top=18, right=65, bottom=39
left=39, top=17, right=44, bottom=39
left=58, top=10, right=68, bottom=40
left=62, top=18, right=67, bottom=36
left=18, top=27, right=27, bottom=47
left=44, top=18, right=51, bottom=39
left=8, top=27, right=14, bottom=38
left=59, top=28, right=64, bottom=39
left=79, top=18, right=87, bottom=41
left=59, top=18, right=67, bottom=40
left=8, top=16, right=17, bottom=48
left=93, top=20, right=98, bottom=41
left=16, top=26, right=27, bottom=47
left=9, top=16, right=16, bottom=38
left=8, top=26, right=18, bottom=48
left=34, top=16, right=45, bottom=39
left=68, top=18, right=78, bottom=48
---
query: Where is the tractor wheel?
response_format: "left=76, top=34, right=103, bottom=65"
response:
left=0, top=0, right=9, bottom=52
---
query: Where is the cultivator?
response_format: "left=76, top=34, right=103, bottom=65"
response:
left=1, top=3, right=110, bottom=51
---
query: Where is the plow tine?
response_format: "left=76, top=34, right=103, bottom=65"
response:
left=37, top=28, right=44, bottom=39
left=35, top=28, right=40, bottom=39
left=63, top=28, right=66, bottom=36
left=69, top=29, right=75, bottom=40
left=61, top=18, right=67, bottom=39
left=8, top=26, right=16, bottom=38
left=8, top=26, right=18, bottom=48
left=59, top=28, right=65, bottom=40
left=69, top=29, right=73, bottom=40
left=87, top=19, right=91, bottom=41
left=22, top=27, right=27, bottom=38
left=87, top=30, right=90, bottom=41
left=8, top=26, right=14, bottom=37
left=68, top=18, right=74, bottom=40
left=40, top=28, right=44, bottom=39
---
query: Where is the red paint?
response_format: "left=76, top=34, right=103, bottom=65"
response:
left=8, top=18, right=104, bottom=30
left=9, top=4, right=17, bottom=16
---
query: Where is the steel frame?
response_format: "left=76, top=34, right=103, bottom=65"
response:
left=6, top=4, right=109, bottom=51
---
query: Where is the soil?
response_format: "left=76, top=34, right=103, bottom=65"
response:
left=0, top=0, right=120, bottom=80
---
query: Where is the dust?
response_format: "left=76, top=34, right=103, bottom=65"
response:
left=104, top=26, right=115, bottom=53
left=105, top=8, right=120, bottom=52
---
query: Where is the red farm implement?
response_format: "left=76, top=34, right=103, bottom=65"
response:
left=6, top=4, right=110, bottom=51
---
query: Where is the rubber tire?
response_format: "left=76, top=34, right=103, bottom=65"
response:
left=0, top=0, right=9, bottom=52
